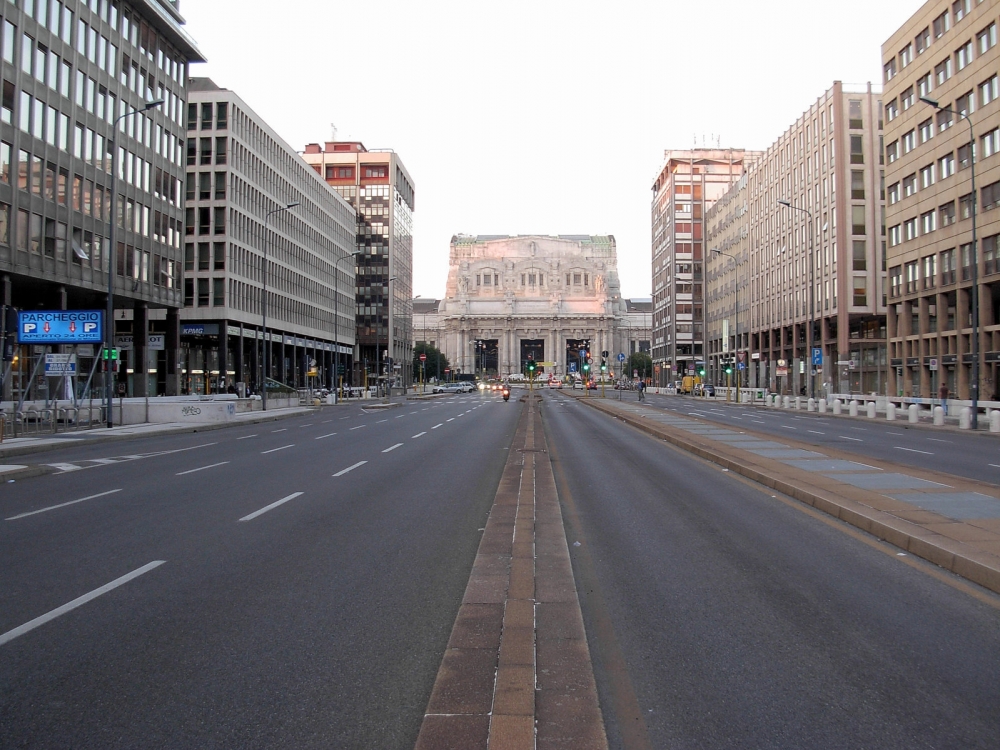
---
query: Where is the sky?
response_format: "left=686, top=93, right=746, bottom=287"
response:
left=180, top=0, right=923, bottom=299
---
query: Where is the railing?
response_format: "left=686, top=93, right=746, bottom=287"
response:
left=1, top=402, right=108, bottom=438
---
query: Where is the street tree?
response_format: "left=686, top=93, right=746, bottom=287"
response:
left=413, top=342, right=449, bottom=382
left=628, top=351, right=653, bottom=380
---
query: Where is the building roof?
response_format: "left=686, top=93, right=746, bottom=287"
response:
left=413, top=298, right=441, bottom=314
left=624, top=298, right=652, bottom=312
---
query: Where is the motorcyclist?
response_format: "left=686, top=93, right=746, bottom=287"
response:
left=502, top=386, right=510, bottom=402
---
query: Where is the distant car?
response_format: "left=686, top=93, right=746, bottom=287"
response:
left=702, top=384, right=716, bottom=397
left=572, top=380, right=584, bottom=390
left=587, top=381, right=597, bottom=390
left=432, top=383, right=462, bottom=394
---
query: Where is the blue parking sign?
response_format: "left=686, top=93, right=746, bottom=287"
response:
left=811, top=347, right=823, bottom=366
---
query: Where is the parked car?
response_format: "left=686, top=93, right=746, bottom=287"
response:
left=432, top=383, right=462, bottom=394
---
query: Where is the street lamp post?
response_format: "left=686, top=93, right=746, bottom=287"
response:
left=261, top=201, right=300, bottom=411
left=106, top=99, right=163, bottom=428
left=386, top=275, right=397, bottom=403
left=334, top=250, right=360, bottom=401
left=713, top=248, right=742, bottom=403
left=778, top=199, right=816, bottom=400
left=921, top=96, right=979, bottom=429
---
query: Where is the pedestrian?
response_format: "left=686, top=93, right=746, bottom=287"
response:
left=939, top=381, right=949, bottom=416
left=637, top=379, right=645, bottom=401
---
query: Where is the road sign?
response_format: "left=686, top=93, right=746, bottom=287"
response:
left=737, top=362, right=746, bottom=371
left=617, top=352, right=625, bottom=363
left=569, top=363, right=577, bottom=372
left=538, top=361, right=556, bottom=367
left=737, top=350, right=746, bottom=363
left=44, top=353, right=77, bottom=375
left=602, top=350, right=609, bottom=357
left=419, top=353, right=427, bottom=361
left=929, top=358, right=939, bottom=371
left=776, top=358, right=788, bottom=377
left=18, top=310, right=103, bottom=344
left=587, top=357, right=593, bottom=365
left=811, top=347, right=822, bottom=366
left=633, top=369, right=638, bottom=377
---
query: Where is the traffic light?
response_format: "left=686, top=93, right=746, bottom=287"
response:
left=724, top=358, right=733, bottom=376
left=698, top=366, right=706, bottom=377
left=526, top=359, right=536, bottom=374
left=582, top=362, right=590, bottom=374
left=600, top=358, right=607, bottom=373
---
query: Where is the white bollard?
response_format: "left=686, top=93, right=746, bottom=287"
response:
left=794, top=396, right=802, bottom=410
left=933, top=406, right=945, bottom=425
left=867, top=402, right=876, bottom=418
left=818, top=398, right=827, bottom=413
left=849, top=400, right=859, bottom=417
left=807, top=397, right=816, bottom=412
left=833, top=399, right=842, bottom=415
left=886, top=402, right=896, bottom=421
left=783, top=396, right=791, bottom=409
left=908, top=404, right=919, bottom=423
left=960, top=407, right=972, bottom=430
left=991, top=410, right=1000, bottom=433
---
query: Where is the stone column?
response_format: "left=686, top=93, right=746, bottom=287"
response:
left=133, top=302, right=148, bottom=397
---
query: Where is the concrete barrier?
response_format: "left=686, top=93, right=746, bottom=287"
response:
left=849, top=400, right=859, bottom=417
left=782, top=396, right=790, bottom=409
left=991, top=410, right=1000, bottom=433
left=933, top=406, right=945, bottom=425
left=866, top=402, right=876, bottom=418
left=960, top=407, right=972, bottom=430
left=793, top=396, right=800, bottom=410
left=807, top=398, right=816, bottom=412
left=818, top=398, right=827, bottom=413
left=908, top=404, right=919, bottom=423
left=886, top=402, right=896, bottom=421
left=833, top=400, right=842, bottom=415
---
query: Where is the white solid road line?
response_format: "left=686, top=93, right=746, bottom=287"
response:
left=238, top=492, right=304, bottom=522
left=412, top=432, right=426, bottom=438
left=176, top=461, right=229, bottom=476
left=989, top=463, right=1000, bottom=468
left=896, top=446, right=934, bottom=455
left=6, top=489, right=123, bottom=521
left=382, top=443, right=404, bottom=453
left=237, top=434, right=257, bottom=440
left=47, top=462, right=82, bottom=472
left=0, top=560, right=166, bottom=646
left=432, top=423, right=443, bottom=429
left=315, top=432, right=337, bottom=440
left=396, top=415, right=405, bottom=418
left=781, top=425, right=797, bottom=430
left=333, top=461, right=367, bottom=477
left=261, top=444, right=294, bottom=454
left=927, top=438, right=951, bottom=443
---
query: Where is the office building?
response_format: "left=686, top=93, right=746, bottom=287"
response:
left=181, top=79, right=356, bottom=394
left=0, top=0, right=202, bottom=400
left=704, top=82, right=886, bottom=396
left=883, top=0, right=1000, bottom=400
left=301, top=140, right=414, bottom=389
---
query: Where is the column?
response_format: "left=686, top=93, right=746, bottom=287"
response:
left=133, top=302, right=148, bottom=397
left=165, top=308, right=180, bottom=395
left=1, top=274, right=11, bottom=401
left=218, top=324, right=229, bottom=394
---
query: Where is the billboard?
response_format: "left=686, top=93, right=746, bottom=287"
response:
left=18, top=310, right=104, bottom=344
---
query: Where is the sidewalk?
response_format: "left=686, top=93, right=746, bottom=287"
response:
left=0, top=405, right=318, bottom=476
left=567, top=392, right=1000, bottom=597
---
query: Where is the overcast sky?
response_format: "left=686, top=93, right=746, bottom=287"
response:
left=180, top=0, right=922, bottom=299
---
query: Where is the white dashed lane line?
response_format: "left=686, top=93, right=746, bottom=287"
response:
left=333, top=461, right=367, bottom=477
left=239, top=492, right=304, bottom=522
left=839, top=436, right=863, bottom=442
left=808, top=430, right=825, bottom=435
left=350, top=425, right=366, bottom=431
left=897, top=447, right=934, bottom=455
left=377, top=419, right=388, bottom=424
left=271, top=428, right=287, bottom=433
left=315, top=433, right=337, bottom=440
left=446, top=418, right=455, bottom=422
left=176, top=461, right=229, bottom=476
left=6, top=489, right=123, bottom=521
left=261, top=444, right=294, bottom=454
left=432, top=423, right=443, bottom=429
left=412, top=432, right=426, bottom=438
left=382, top=443, right=404, bottom=453
left=237, top=434, right=257, bottom=440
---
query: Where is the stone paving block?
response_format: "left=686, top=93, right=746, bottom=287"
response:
left=785, top=459, right=882, bottom=473
left=448, top=603, right=506, bottom=650
left=473, top=554, right=512, bottom=576
left=498, top=625, right=535, bottom=667
left=504, top=598, right=534, bottom=629
left=415, top=714, right=490, bottom=750
left=492, top=665, right=535, bottom=715
left=536, top=601, right=586, bottom=641
left=536, top=637, right=599, bottom=692
left=508, top=557, right=535, bottom=600
left=923, top=522, right=1000, bottom=542
left=488, top=714, right=535, bottom=750
left=886, top=491, right=1000, bottom=520
left=826, top=472, right=948, bottom=490
left=464, top=575, right=510, bottom=604
left=536, top=689, right=608, bottom=750
left=890, top=509, right=957, bottom=525
left=425, top=647, right=498, bottom=715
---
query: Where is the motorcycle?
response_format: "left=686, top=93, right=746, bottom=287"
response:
left=502, top=388, right=510, bottom=402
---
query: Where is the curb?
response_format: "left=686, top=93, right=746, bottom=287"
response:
left=571, top=394, right=1000, bottom=597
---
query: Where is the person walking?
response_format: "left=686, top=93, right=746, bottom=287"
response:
left=939, top=381, right=949, bottom=416
left=637, top=379, right=645, bottom=401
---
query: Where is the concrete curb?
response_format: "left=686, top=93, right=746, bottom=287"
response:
left=571, top=394, right=1000, bottom=597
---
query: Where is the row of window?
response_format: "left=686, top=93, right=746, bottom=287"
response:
left=886, top=0, right=989, bottom=82
left=186, top=101, right=228, bottom=132
left=888, top=177, right=1000, bottom=248
left=889, top=235, right=1000, bottom=296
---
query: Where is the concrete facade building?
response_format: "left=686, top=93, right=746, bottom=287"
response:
left=704, top=82, right=887, bottom=396
left=181, top=79, right=356, bottom=394
left=883, top=0, right=1000, bottom=401
left=0, top=0, right=202, bottom=400
left=414, top=234, right=628, bottom=379
left=650, top=149, right=754, bottom=386
left=301, top=140, right=414, bottom=389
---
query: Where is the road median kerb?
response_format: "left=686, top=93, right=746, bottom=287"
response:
left=569, top=393, right=1000, bottom=597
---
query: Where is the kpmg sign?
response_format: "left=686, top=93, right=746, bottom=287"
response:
left=18, top=310, right=104, bottom=344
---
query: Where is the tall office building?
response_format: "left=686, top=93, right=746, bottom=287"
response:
left=0, top=0, right=202, bottom=399
left=301, top=141, right=414, bottom=389
left=882, top=0, right=1000, bottom=401
left=181, top=79, right=356, bottom=394
left=650, top=149, right=753, bottom=386
left=704, top=82, right=886, bottom=395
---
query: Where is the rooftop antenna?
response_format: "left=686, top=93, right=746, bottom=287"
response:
left=330, top=122, right=337, bottom=141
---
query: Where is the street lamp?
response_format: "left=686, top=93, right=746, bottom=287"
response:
left=778, top=198, right=816, bottom=400
left=386, top=275, right=397, bottom=403
left=713, top=248, right=743, bottom=403
left=261, top=201, right=300, bottom=411
left=334, top=250, right=360, bottom=400
left=105, top=99, right=163, bottom=428
left=921, top=96, right=979, bottom=429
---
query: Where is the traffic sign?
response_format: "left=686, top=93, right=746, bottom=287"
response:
left=44, top=353, right=77, bottom=375
left=633, top=369, right=638, bottom=377
left=419, top=353, right=427, bottom=361
left=617, top=352, right=625, bottom=363
left=929, top=358, right=939, bottom=371
left=587, top=357, right=593, bottom=364
left=811, top=347, right=823, bottom=366
left=602, top=350, right=609, bottom=357
left=569, top=363, right=577, bottom=373
left=737, top=362, right=746, bottom=371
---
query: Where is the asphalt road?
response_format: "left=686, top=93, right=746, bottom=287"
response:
left=617, top=391, right=1000, bottom=486
left=0, top=394, right=522, bottom=749
left=541, top=392, right=1000, bottom=750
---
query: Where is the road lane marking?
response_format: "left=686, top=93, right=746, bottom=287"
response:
left=239, top=492, right=304, bottom=522
left=237, top=434, right=257, bottom=440
left=851, top=427, right=868, bottom=431
left=432, top=423, right=443, bottom=429
left=839, top=436, right=863, bottom=441
left=176, top=461, right=229, bottom=476
left=752, top=420, right=765, bottom=423
left=333, top=461, right=367, bottom=477
left=89, top=458, right=119, bottom=465
left=340, top=416, right=350, bottom=420
left=6, top=489, right=123, bottom=520
left=47, top=462, right=83, bottom=472
left=446, top=418, right=455, bottom=422
left=457, top=414, right=465, bottom=417
left=412, top=432, right=426, bottom=438
left=396, top=415, right=406, bottom=418
left=299, top=423, right=313, bottom=428
left=781, top=425, right=797, bottom=430
left=382, top=443, right=404, bottom=453
left=377, top=419, right=388, bottom=423
left=0, top=561, right=166, bottom=646
left=261, top=444, right=294, bottom=454
left=349, top=425, right=366, bottom=430
left=271, top=428, right=287, bottom=433
left=315, top=432, right=337, bottom=440
left=807, top=430, right=825, bottom=435
left=989, top=464, right=1000, bottom=468
left=927, top=438, right=951, bottom=443
left=896, top=446, right=934, bottom=455
left=322, top=419, right=333, bottom=423
left=887, top=432, right=905, bottom=436
left=410, top=411, right=419, bottom=414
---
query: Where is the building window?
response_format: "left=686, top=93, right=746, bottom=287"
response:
left=956, top=40, right=973, bottom=71
left=960, top=192, right=973, bottom=219
left=982, top=180, right=1000, bottom=210
left=215, top=137, right=226, bottom=164
left=899, top=43, right=913, bottom=68
left=885, top=99, right=898, bottom=122
left=889, top=224, right=902, bottom=247
left=940, top=201, right=957, bottom=227
left=213, top=278, right=225, bottom=306
left=916, top=26, right=931, bottom=54
left=216, top=102, right=228, bottom=129
left=200, top=102, right=212, bottom=130
left=903, top=173, right=917, bottom=197
left=901, top=130, right=916, bottom=153
left=980, top=75, right=998, bottom=107
left=184, top=277, right=194, bottom=306
left=197, top=278, right=209, bottom=307
left=956, top=89, right=976, bottom=117
left=901, top=86, right=914, bottom=110
left=918, top=73, right=933, bottom=98
left=984, top=235, right=999, bottom=275
left=921, top=209, right=937, bottom=234
left=905, top=261, right=919, bottom=293
left=939, top=152, right=956, bottom=179
left=884, top=58, right=896, bottom=82
left=940, top=248, right=956, bottom=284
left=850, top=135, right=864, bottom=163
left=853, top=240, right=867, bottom=271
left=852, top=205, right=866, bottom=235
left=886, top=140, right=899, bottom=163
left=934, top=10, right=951, bottom=39
left=363, top=166, right=387, bottom=178
left=982, top=127, right=1000, bottom=157
left=919, top=118, right=935, bottom=143
left=953, top=0, right=970, bottom=23
left=337, top=167, right=352, bottom=178
left=979, top=22, right=997, bottom=54
left=851, top=170, right=865, bottom=199
left=853, top=277, right=868, bottom=306
left=849, top=99, right=863, bottom=128
left=923, top=255, right=937, bottom=288
left=904, top=217, right=919, bottom=241
left=214, top=241, right=225, bottom=270
left=935, top=56, right=953, bottom=85
left=890, top=265, right=902, bottom=297
left=888, top=181, right=900, bottom=204
left=920, top=163, right=936, bottom=189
